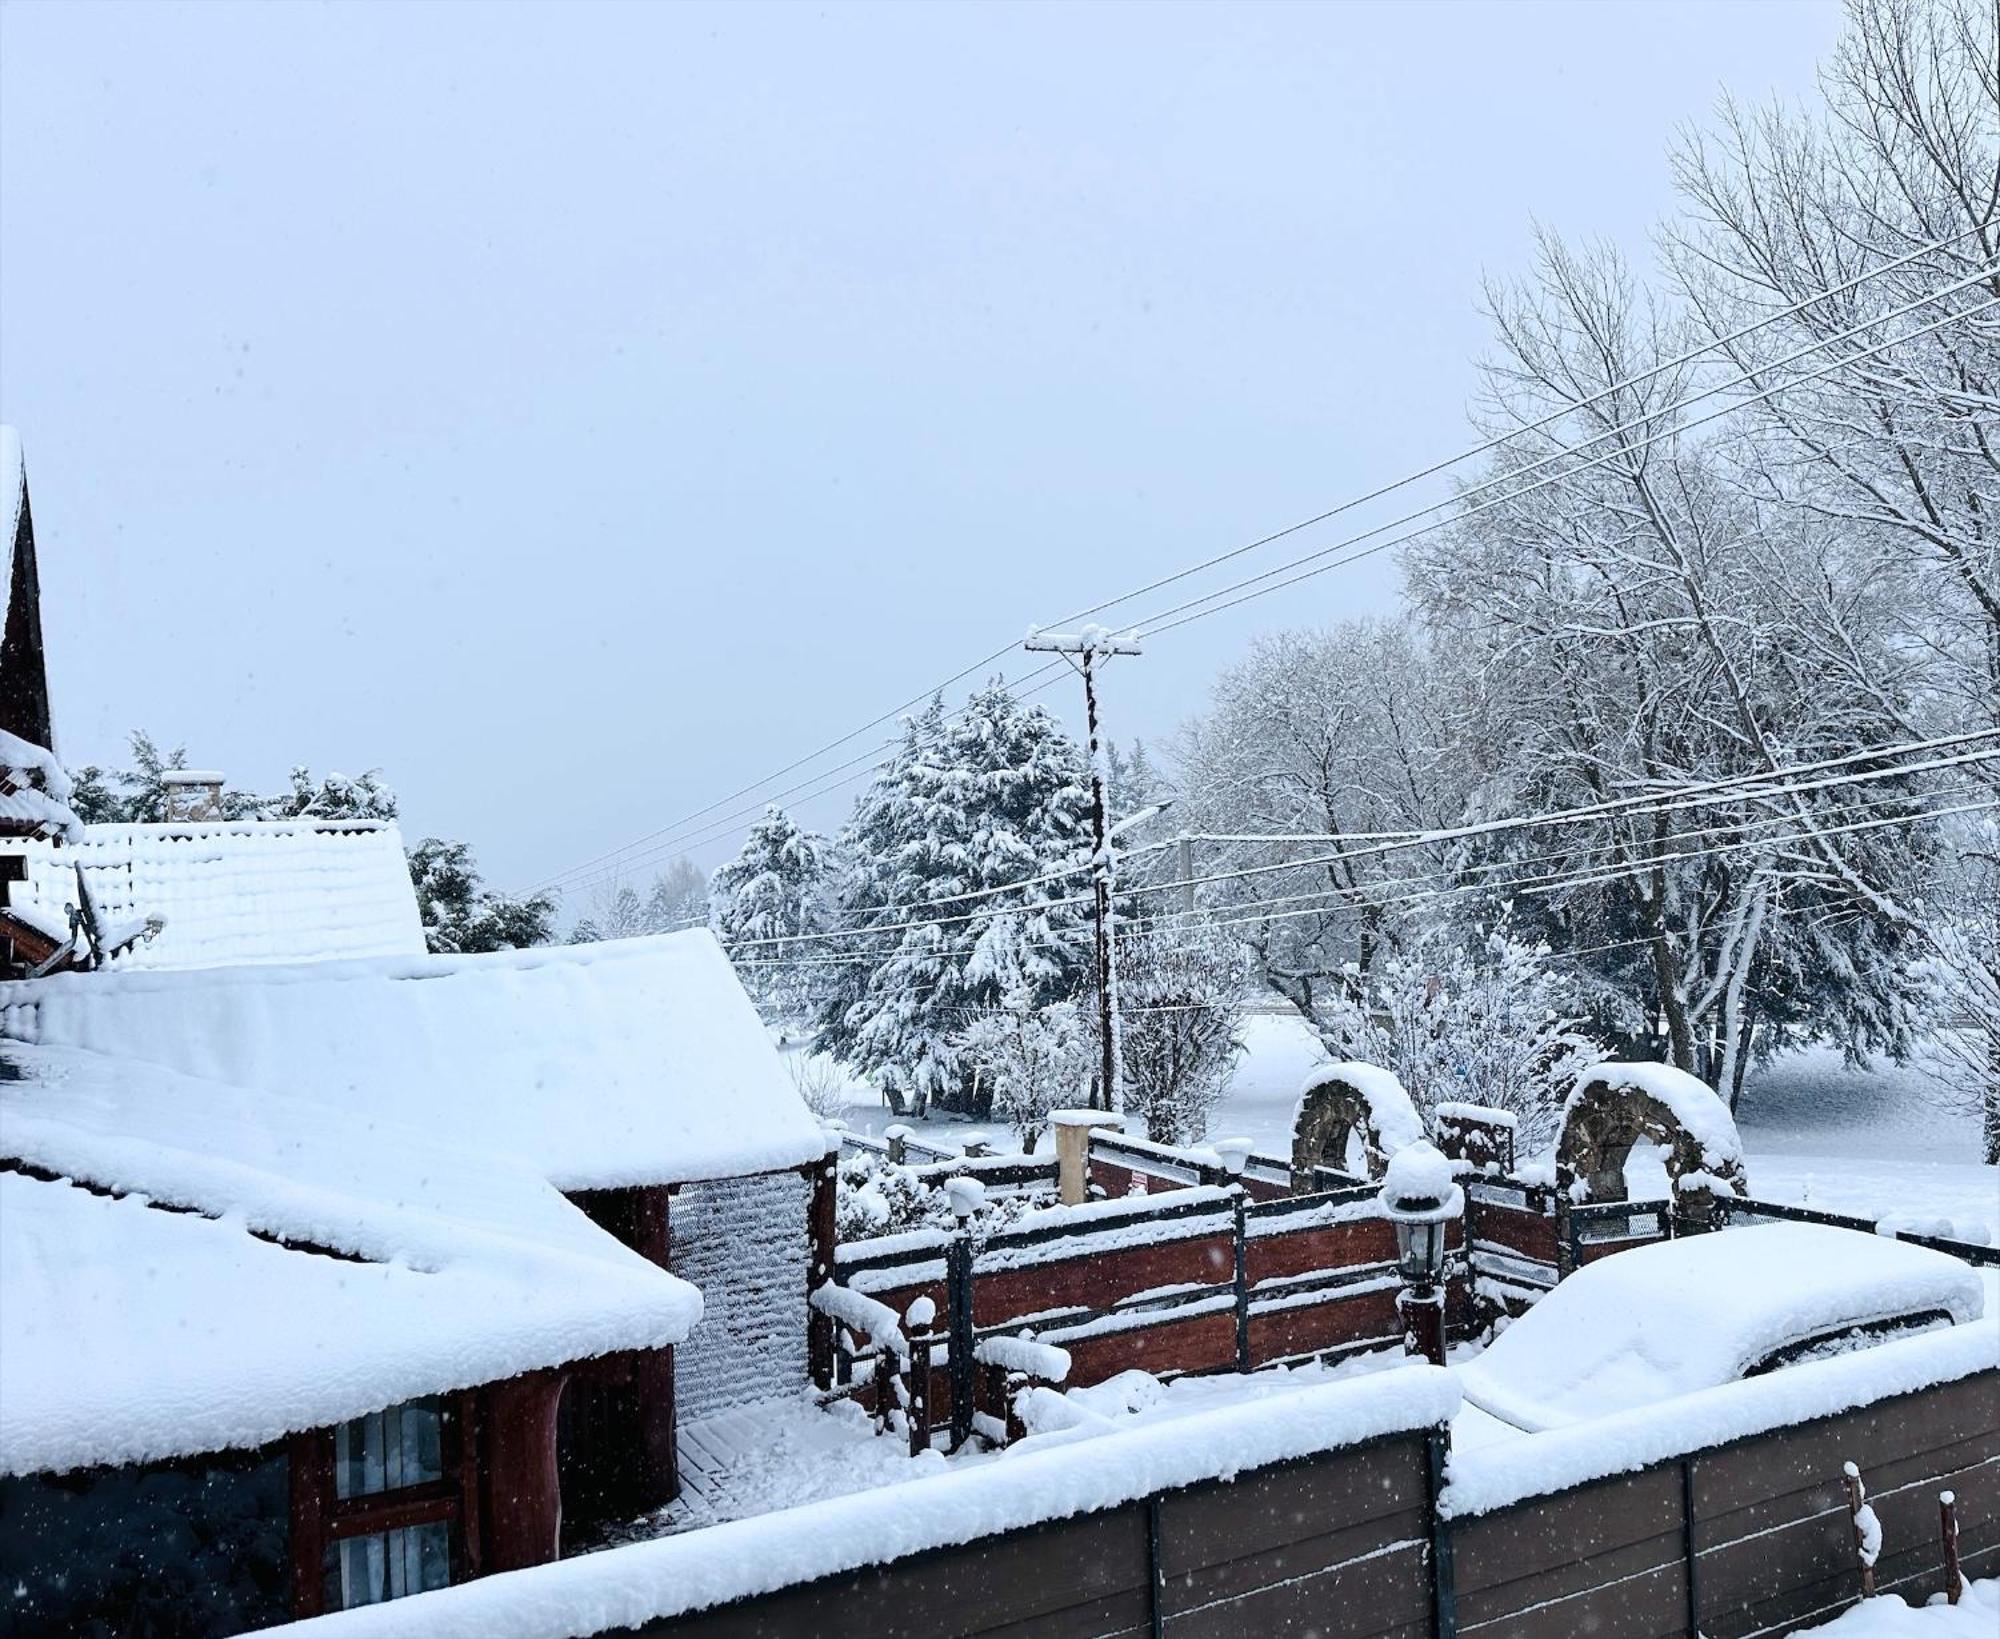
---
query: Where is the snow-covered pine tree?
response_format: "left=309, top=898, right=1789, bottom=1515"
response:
left=408, top=837, right=556, bottom=954
left=814, top=684, right=1096, bottom=1117
left=709, top=806, right=836, bottom=1018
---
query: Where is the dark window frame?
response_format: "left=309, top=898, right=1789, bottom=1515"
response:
left=289, top=1391, right=482, bottom=1617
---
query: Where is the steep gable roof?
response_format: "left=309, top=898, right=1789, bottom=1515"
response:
left=1, top=427, right=55, bottom=756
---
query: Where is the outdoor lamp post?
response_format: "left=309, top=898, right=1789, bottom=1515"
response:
left=1378, top=1141, right=1464, bottom=1368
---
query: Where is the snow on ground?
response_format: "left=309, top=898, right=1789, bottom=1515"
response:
left=598, top=1394, right=943, bottom=1545
left=1786, top=1580, right=1997, bottom=1636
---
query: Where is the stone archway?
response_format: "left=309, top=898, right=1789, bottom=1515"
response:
left=1556, top=1063, right=1749, bottom=1226
left=1289, top=1063, right=1424, bottom=1193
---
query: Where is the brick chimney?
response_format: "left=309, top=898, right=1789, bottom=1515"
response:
left=161, top=770, right=225, bottom=822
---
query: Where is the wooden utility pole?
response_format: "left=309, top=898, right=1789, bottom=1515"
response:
left=1024, top=625, right=1142, bottom=1112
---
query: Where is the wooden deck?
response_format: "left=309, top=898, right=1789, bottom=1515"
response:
left=648, top=1397, right=919, bottom=1538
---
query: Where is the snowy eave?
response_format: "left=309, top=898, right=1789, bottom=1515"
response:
left=0, top=1042, right=704, bottom=1478
left=0, top=928, right=827, bottom=1189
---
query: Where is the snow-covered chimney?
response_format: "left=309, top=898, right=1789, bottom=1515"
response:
left=161, top=770, right=224, bottom=822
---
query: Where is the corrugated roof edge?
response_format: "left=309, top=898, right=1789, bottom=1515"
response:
left=0, top=923, right=738, bottom=1000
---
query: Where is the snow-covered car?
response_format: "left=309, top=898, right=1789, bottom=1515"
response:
left=1455, top=1221, right=1984, bottom=1442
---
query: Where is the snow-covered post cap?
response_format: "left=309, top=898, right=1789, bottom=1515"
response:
left=1050, top=1109, right=1122, bottom=1129
left=884, top=1123, right=914, bottom=1165
left=1377, top=1140, right=1465, bottom=1224
left=1212, top=1136, right=1255, bottom=1177
left=943, top=1175, right=987, bottom=1220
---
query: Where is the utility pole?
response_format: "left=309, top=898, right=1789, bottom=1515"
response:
left=1024, top=624, right=1142, bottom=1112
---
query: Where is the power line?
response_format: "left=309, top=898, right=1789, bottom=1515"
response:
left=720, top=734, right=1996, bottom=958
left=731, top=792, right=1997, bottom=989
left=1137, top=290, right=1997, bottom=640
left=524, top=234, right=1994, bottom=895
left=548, top=284, right=1993, bottom=899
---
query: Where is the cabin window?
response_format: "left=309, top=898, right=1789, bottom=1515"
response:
left=334, top=1399, right=445, bottom=1498
left=323, top=1520, right=452, bottom=1607
left=294, top=1394, right=477, bottom=1617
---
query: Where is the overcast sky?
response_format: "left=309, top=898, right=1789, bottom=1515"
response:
left=0, top=0, right=1843, bottom=906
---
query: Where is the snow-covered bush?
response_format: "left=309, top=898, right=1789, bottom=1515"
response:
left=786, top=1051, right=851, bottom=1123
left=1116, top=924, right=1252, bottom=1144
left=1320, top=927, right=1604, bottom=1152
left=953, top=994, right=1093, bottom=1153
left=833, top=1150, right=1050, bottom=1242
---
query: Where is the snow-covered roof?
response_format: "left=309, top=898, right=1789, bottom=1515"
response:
left=0, top=929, right=827, bottom=1190
left=9, top=819, right=426, bottom=970
left=1457, top=1221, right=1984, bottom=1433
left=0, top=730, right=81, bottom=844
left=0, top=1041, right=704, bottom=1477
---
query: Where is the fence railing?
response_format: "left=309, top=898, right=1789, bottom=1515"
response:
left=1086, top=1127, right=1361, bottom=1200
left=825, top=1179, right=1465, bottom=1449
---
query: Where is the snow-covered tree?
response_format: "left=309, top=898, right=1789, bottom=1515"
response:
left=1116, top=923, right=1252, bottom=1144
left=408, top=836, right=556, bottom=954
left=709, top=806, right=836, bottom=1016
left=954, top=991, right=1093, bottom=1152
left=255, top=765, right=398, bottom=821
left=1320, top=927, right=1605, bottom=1152
left=814, top=685, right=1096, bottom=1117
left=567, top=857, right=710, bottom=945
left=1172, top=618, right=1468, bottom=1029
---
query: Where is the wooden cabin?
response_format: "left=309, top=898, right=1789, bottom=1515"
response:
left=0, top=432, right=836, bottom=1632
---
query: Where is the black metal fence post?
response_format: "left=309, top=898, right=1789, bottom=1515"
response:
left=1682, top=1454, right=1702, bottom=1633
left=947, top=1228, right=976, bottom=1450
left=1427, top=1426, right=1457, bottom=1639
left=1233, top=1189, right=1251, bottom=1372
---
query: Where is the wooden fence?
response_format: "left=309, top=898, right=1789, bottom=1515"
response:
left=1441, top=1371, right=1996, bottom=1638
left=823, top=1182, right=1465, bottom=1447
left=622, top=1364, right=1995, bottom=1639
left=625, top=1424, right=1443, bottom=1638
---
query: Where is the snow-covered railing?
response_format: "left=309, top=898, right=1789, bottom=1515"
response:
left=1717, top=1194, right=2000, bottom=1269
left=1085, top=1128, right=1343, bottom=1200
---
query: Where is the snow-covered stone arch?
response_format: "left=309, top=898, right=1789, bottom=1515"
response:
left=1556, top=1062, right=1749, bottom=1223
left=1289, top=1062, right=1425, bottom=1192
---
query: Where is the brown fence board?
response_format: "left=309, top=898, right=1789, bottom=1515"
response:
left=635, top=1506, right=1152, bottom=1638
left=1694, top=1375, right=1992, bottom=1517
left=1460, top=1558, right=1686, bottom=1639
left=1454, top=1465, right=1682, bottom=1591
left=1053, top=1307, right=1240, bottom=1384
left=1698, top=1428, right=1997, bottom=1550
left=1156, top=1441, right=1428, bottom=1569
left=1466, top=1202, right=1559, bottom=1266
left=976, top=1235, right=1233, bottom=1327
left=1245, top=1218, right=1396, bottom=1285
left=1163, top=1534, right=1431, bottom=1639
left=1246, top=1286, right=1401, bottom=1364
